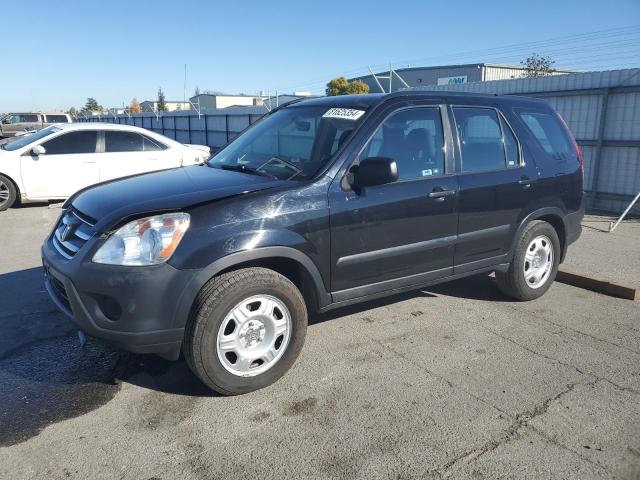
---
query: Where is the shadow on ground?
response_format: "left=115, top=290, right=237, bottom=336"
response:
left=0, top=267, right=510, bottom=447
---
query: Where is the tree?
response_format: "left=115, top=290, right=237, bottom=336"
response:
left=82, top=97, right=102, bottom=113
left=129, top=98, right=141, bottom=113
left=67, top=107, right=77, bottom=116
left=347, top=79, right=369, bottom=95
left=157, top=88, right=167, bottom=112
left=326, top=77, right=370, bottom=96
left=521, top=54, right=556, bottom=78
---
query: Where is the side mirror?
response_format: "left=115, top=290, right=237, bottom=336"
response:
left=349, top=157, right=398, bottom=189
left=31, top=145, right=46, bottom=156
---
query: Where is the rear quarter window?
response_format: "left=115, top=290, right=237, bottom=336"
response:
left=516, top=109, right=576, bottom=162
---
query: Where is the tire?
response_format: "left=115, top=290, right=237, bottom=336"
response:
left=0, top=174, right=17, bottom=212
left=496, top=220, right=560, bottom=301
left=184, top=267, right=308, bottom=395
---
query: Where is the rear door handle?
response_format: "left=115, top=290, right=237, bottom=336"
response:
left=518, top=177, right=535, bottom=188
left=428, top=188, right=456, bottom=200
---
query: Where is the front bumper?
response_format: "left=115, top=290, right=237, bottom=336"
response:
left=42, top=236, right=197, bottom=360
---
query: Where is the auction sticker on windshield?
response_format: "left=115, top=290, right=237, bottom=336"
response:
left=322, top=108, right=365, bottom=121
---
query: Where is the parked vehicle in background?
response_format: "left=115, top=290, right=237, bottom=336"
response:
left=0, top=112, right=72, bottom=139
left=0, top=123, right=211, bottom=210
left=41, top=91, right=584, bottom=395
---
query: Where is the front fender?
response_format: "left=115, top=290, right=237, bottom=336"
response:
left=170, top=246, right=331, bottom=329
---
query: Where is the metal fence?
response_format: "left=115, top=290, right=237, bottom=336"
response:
left=75, top=106, right=267, bottom=152
left=76, top=68, right=640, bottom=214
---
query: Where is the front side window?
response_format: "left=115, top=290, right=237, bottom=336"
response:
left=361, top=107, right=445, bottom=180
left=14, top=114, right=39, bottom=123
left=42, top=131, right=97, bottom=155
left=208, top=105, right=368, bottom=181
left=454, top=107, right=518, bottom=173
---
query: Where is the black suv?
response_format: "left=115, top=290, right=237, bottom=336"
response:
left=42, top=91, right=584, bottom=395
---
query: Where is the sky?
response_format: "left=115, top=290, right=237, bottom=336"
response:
left=1, top=0, right=639, bottom=111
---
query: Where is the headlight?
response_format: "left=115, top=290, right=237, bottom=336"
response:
left=93, top=213, right=190, bottom=266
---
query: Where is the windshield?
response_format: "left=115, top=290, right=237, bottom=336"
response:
left=2, top=126, right=61, bottom=151
left=207, top=105, right=366, bottom=181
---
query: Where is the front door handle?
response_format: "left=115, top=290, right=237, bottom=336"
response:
left=428, top=188, right=456, bottom=200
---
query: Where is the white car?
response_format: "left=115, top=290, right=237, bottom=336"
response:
left=0, top=123, right=211, bottom=211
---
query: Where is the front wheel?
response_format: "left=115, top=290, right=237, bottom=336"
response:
left=184, top=267, right=308, bottom=395
left=496, top=220, right=560, bottom=301
left=0, top=174, right=17, bottom=212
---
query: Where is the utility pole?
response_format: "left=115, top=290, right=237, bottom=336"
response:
left=183, top=64, right=187, bottom=105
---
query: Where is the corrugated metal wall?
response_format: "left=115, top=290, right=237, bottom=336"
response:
left=482, top=66, right=528, bottom=81
left=426, top=68, right=640, bottom=214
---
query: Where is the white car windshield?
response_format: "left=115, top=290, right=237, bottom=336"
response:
left=2, top=126, right=61, bottom=151
left=207, top=105, right=367, bottom=181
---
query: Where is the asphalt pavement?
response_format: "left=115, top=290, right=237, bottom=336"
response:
left=0, top=204, right=638, bottom=479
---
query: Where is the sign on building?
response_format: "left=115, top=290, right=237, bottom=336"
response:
left=437, top=75, right=468, bottom=86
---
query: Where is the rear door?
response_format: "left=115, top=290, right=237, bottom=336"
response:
left=451, top=104, right=538, bottom=272
left=20, top=130, right=100, bottom=198
left=329, top=102, right=458, bottom=298
left=98, top=130, right=177, bottom=181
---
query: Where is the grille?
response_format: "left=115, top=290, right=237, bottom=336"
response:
left=48, top=273, right=71, bottom=313
left=52, top=208, right=96, bottom=259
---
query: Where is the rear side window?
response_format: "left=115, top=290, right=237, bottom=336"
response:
left=143, top=135, right=164, bottom=151
left=42, top=131, right=97, bottom=155
left=453, top=107, right=519, bottom=173
left=45, top=115, right=69, bottom=123
left=517, top=110, right=576, bottom=161
left=105, top=131, right=164, bottom=152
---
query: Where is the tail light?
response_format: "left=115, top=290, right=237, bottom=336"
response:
left=576, top=143, right=584, bottom=170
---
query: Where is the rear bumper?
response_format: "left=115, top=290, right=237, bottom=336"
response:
left=42, top=239, right=197, bottom=360
left=562, top=198, right=585, bottom=262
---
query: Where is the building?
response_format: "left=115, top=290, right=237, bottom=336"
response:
left=350, top=63, right=575, bottom=93
left=189, top=94, right=263, bottom=111
left=140, top=100, right=191, bottom=113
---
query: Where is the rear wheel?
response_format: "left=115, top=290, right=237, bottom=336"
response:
left=184, top=267, right=307, bottom=395
left=0, top=175, right=17, bottom=211
left=496, top=220, right=560, bottom=301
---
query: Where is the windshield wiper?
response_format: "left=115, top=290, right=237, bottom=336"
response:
left=257, top=156, right=303, bottom=180
left=214, top=164, right=276, bottom=179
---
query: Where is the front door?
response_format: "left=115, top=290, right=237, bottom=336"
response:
left=329, top=104, right=458, bottom=300
left=20, top=130, right=100, bottom=198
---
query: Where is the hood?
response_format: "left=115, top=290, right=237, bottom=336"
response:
left=71, top=165, right=286, bottom=232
